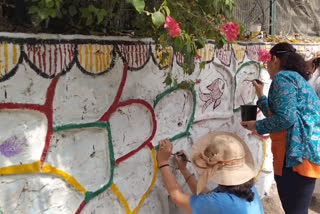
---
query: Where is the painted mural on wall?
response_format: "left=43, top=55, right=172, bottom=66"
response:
left=0, top=32, right=320, bottom=214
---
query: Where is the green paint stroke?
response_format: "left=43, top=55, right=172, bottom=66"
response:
left=53, top=121, right=115, bottom=202
left=85, top=122, right=115, bottom=202
left=154, top=84, right=197, bottom=151
left=233, top=60, right=261, bottom=112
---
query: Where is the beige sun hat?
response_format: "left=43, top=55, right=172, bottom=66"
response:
left=191, top=131, right=255, bottom=195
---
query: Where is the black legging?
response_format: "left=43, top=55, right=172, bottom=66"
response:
left=275, top=167, right=316, bottom=214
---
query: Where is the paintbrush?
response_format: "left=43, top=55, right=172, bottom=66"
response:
left=172, top=152, right=191, bottom=162
left=243, top=79, right=266, bottom=84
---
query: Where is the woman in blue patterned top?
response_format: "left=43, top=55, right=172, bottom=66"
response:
left=241, top=42, right=320, bottom=214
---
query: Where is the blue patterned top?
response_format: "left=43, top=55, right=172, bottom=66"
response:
left=256, top=70, right=320, bottom=167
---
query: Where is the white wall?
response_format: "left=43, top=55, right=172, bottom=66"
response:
left=0, top=32, right=319, bottom=214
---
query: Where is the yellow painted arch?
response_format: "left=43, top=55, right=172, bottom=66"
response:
left=111, top=149, right=158, bottom=214
left=0, top=161, right=86, bottom=194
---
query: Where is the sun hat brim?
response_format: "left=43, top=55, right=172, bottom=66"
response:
left=191, top=131, right=256, bottom=186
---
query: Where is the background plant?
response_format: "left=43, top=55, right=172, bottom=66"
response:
left=7, top=0, right=241, bottom=85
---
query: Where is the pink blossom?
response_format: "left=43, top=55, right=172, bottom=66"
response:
left=195, top=55, right=202, bottom=61
left=164, top=16, right=181, bottom=37
left=220, top=22, right=240, bottom=42
left=258, top=49, right=272, bottom=62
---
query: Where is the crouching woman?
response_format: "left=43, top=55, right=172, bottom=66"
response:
left=157, top=132, right=264, bottom=214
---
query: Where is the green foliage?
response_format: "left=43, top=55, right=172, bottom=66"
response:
left=28, top=0, right=64, bottom=26
left=128, top=0, right=239, bottom=86
left=27, top=0, right=240, bottom=87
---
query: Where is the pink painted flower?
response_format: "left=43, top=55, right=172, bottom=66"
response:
left=220, top=22, right=240, bottom=42
left=258, top=49, right=272, bottom=62
left=164, top=16, right=181, bottom=37
left=195, top=79, right=201, bottom=84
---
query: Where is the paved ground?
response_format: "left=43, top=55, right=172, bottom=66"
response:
left=262, top=180, right=320, bottom=214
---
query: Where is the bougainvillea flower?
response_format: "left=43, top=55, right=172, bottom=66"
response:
left=164, top=16, right=181, bottom=37
left=258, top=49, right=272, bottom=62
left=220, top=22, right=240, bottom=42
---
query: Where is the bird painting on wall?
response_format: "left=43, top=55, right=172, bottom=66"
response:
left=199, top=78, right=225, bottom=113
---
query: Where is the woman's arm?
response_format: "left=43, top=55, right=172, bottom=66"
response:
left=253, top=80, right=269, bottom=117
left=257, top=96, right=269, bottom=117
left=256, top=73, right=297, bottom=134
left=174, top=151, right=210, bottom=194
left=157, top=140, right=192, bottom=213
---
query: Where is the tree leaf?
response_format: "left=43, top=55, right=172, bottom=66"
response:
left=97, top=10, right=106, bottom=24
left=86, top=14, right=93, bottom=26
left=132, top=0, right=145, bottom=14
left=163, top=6, right=170, bottom=16
left=68, top=5, right=77, bottom=17
left=163, top=73, right=172, bottom=86
left=28, top=6, right=39, bottom=14
left=151, top=11, right=165, bottom=28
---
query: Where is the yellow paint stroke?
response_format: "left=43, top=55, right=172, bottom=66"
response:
left=102, top=45, right=107, bottom=71
left=99, top=45, right=103, bottom=72
left=111, top=183, right=131, bottom=213
left=85, top=45, right=89, bottom=70
left=106, top=45, right=111, bottom=67
left=4, top=43, right=8, bottom=73
left=255, top=140, right=267, bottom=179
left=232, top=44, right=246, bottom=63
left=13, top=44, right=18, bottom=65
left=155, top=47, right=173, bottom=68
left=89, top=44, right=93, bottom=72
left=79, top=45, right=83, bottom=65
left=42, top=164, right=87, bottom=194
left=196, top=44, right=215, bottom=62
left=0, top=161, right=40, bottom=175
left=204, top=46, right=208, bottom=61
left=112, top=149, right=158, bottom=214
left=95, top=44, right=99, bottom=73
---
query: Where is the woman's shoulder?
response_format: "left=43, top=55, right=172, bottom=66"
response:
left=275, top=70, right=302, bottom=79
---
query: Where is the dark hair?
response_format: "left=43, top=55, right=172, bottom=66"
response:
left=218, top=178, right=255, bottom=202
left=270, top=42, right=309, bottom=80
left=313, top=57, right=320, bottom=70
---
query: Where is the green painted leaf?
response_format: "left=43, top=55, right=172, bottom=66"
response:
left=152, top=11, right=165, bottom=28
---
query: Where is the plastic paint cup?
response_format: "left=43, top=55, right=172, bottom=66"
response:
left=240, top=105, right=257, bottom=121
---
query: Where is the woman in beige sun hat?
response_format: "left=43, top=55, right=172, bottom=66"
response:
left=157, top=131, right=264, bottom=214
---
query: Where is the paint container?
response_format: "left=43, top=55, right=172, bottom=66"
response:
left=249, top=24, right=262, bottom=40
left=240, top=105, right=257, bottom=121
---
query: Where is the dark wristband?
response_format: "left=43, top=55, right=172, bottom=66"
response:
left=159, top=164, right=169, bottom=169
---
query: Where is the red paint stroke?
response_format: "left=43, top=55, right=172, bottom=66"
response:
left=59, top=44, right=63, bottom=72
left=99, top=65, right=128, bottom=122
left=146, top=142, right=154, bottom=150
left=0, top=78, right=59, bottom=166
left=75, top=200, right=86, bottom=214
left=115, top=99, right=157, bottom=164
left=40, top=78, right=59, bottom=165
left=49, top=46, right=52, bottom=75
left=54, top=44, right=58, bottom=75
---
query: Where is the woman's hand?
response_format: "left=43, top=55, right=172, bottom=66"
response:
left=241, top=120, right=257, bottom=131
left=157, top=139, right=173, bottom=166
left=174, top=151, right=188, bottom=171
left=253, top=80, right=264, bottom=98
